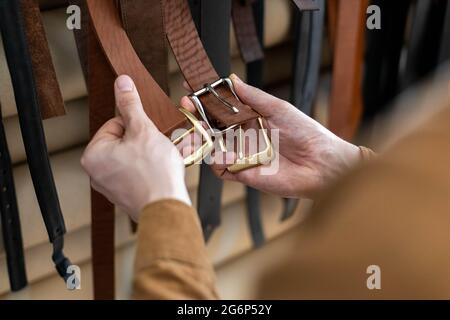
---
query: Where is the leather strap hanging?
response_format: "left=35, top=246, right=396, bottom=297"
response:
left=21, top=0, right=66, bottom=119
left=439, top=1, right=450, bottom=64
left=232, top=0, right=265, bottom=248
left=88, top=23, right=117, bottom=300
left=403, top=0, right=449, bottom=87
left=0, top=0, right=72, bottom=284
left=188, top=0, right=230, bottom=241
left=88, top=0, right=187, bottom=136
left=0, top=104, right=27, bottom=292
left=283, top=0, right=324, bottom=221
left=363, top=0, right=411, bottom=124
left=329, top=0, right=367, bottom=141
left=326, top=0, right=339, bottom=53
left=119, top=0, right=170, bottom=94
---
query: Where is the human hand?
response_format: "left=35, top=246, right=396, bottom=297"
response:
left=181, top=74, right=360, bottom=199
left=81, top=75, right=191, bottom=222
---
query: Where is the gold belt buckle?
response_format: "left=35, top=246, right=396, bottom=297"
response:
left=172, top=108, right=214, bottom=167
left=188, top=77, right=274, bottom=172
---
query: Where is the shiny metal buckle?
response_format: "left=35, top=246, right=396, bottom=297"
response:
left=188, top=77, right=274, bottom=172
left=172, top=108, right=213, bottom=167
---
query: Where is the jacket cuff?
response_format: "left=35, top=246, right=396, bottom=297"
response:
left=134, top=199, right=210, bottom=272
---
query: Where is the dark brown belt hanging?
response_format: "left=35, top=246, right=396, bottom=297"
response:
left=329, top=0, right=367, bottom=141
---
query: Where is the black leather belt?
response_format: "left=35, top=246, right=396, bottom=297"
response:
left=439, top=1, right=450, bottom=64
left=231, top=0, right=266, bottom=248
left=0, top=0, right=72, bottom=281
left=403, top=0, right=449, bottom=87
left=189, top=0, right=231, bottom=241
left=363, top=0, right=411, bottom=124
left=282, top=0, right=324, bottom=221
left=0, top=106, right=27, bottom=292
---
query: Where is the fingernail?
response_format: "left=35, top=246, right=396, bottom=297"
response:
left=116, top=75, right=134, bottom=92
left=230, top=73, right=242, bottom=83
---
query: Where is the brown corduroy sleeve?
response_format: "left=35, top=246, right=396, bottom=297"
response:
left=132, top=200, right=219, bottom=300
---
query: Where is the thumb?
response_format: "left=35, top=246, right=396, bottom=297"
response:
left=230, top=74, right=287, bottom=117
left=114, top=75, right=153, bottom=133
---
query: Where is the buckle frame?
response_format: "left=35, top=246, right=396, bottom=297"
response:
left=188, top=77, right=274, bottom=172
left=172, top=108, right=214, bottom=167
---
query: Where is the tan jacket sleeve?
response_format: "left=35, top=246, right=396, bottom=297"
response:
left=257, top=101, right=450, bottom=299
left=132, top=200, right=219, bottom=300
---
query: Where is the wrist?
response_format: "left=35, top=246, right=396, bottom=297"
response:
left=144, top=175, right=191, bottom=209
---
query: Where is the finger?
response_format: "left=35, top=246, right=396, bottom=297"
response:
left=114, top=75, right=157, bottom=133
left=89, top=117, right=125, bottom=145
left=180, top=96, right=196, bottom=113
left=229, top=74, right=287, bottom=117
left=182, top=81, right=192, bottom=92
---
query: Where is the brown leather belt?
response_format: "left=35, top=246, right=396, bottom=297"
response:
left=329, top=0, right=367, bottom=140
left=22, top=0, right=66, bottom=119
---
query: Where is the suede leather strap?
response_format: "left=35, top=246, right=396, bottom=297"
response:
left=21, top=0, right=66, bottom=119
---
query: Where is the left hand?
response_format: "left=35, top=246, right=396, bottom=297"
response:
left=81, top=75, right=191, bottom=222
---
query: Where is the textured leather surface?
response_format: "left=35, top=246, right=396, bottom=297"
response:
left=21, top=0, right=66, bottom=120
left=232, top=0, right=264, bottom=64
left=163, top=0, right=260, bottom=128
left=120, top=0, right=170, bottom=94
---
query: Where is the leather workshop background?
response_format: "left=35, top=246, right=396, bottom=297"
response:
left=0, top=0, right=316, bottom=299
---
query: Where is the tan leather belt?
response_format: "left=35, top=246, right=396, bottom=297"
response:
left=329, top=0, right=367, bottom=140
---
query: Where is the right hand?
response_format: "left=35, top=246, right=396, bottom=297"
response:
left=181, top=74, right=361, bottom=199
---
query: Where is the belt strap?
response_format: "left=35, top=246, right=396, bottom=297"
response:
left=21, top=0, right=66, bottom=120
left=404, top=0, right=449, bottom=87
left=363, top=0, right=411, bottom=123
left=88, top=16, right=117, bottom=300
left=329, top=0, right=367, bottom=140
left=119, top=0, right=171, bottom=234
left=70, top=0, right=89, bottom=79
left=0, top=105, right=27, bottom=292
left=119, top=0, right=170, bottom=94
left=326, top=0, right=338, bottom=53
left=282, top=0, right=324, bottom=221
left=69, top=2, right=117, bottom=299
left=163, top=0, right=259, bottom=129
left=188, top=0, right=230, bottom=241
left=0, top=0, right=71, bottom=282
left=439, top=1, right=450, bottom=64
left=88, top=0, right=186, bottom=136
left=232, top=0, right=265, bottom=248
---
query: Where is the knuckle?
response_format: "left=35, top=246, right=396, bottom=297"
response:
left=116, top=93, right=139, bottom=108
